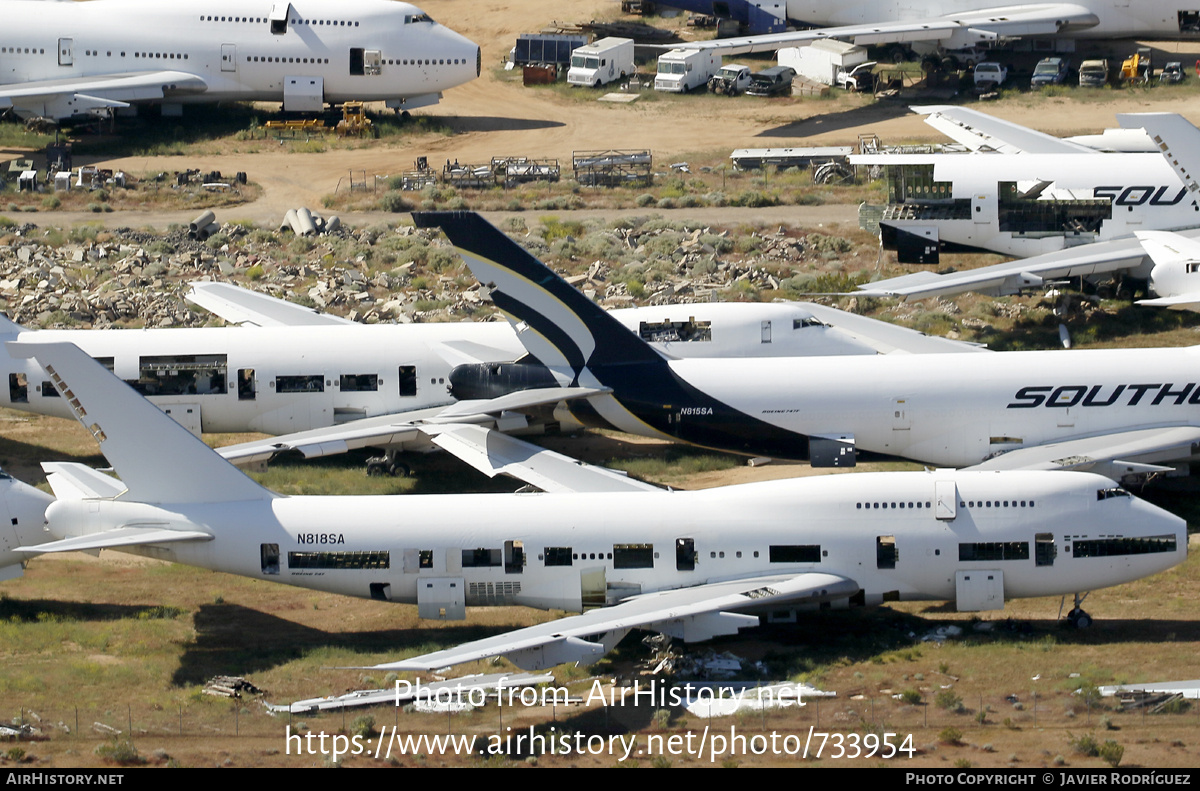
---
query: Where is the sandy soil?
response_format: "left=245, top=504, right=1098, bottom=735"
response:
left=11, top=2, right=1200, bottom=224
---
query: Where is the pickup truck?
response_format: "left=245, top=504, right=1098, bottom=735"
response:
left=836, top=61, right=877, bottom=91
left=973, top=61, right=1008, bottom=90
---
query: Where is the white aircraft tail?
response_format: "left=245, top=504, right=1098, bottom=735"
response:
left=1118, top=113, right=1200, bottom=199
left=0, top=313, right=26, bottom=336
left=7, top=341, right=273, bottom=504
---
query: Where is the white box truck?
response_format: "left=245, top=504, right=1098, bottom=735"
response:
left=568, top=37, right=635, bottom=88
left=778, top=39, right=868, bottom=86
left=654, top=49, right=721, bottom=92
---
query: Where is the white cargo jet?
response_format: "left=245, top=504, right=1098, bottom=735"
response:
left=422, top=211, right=1200, bottom=480
left=855, top=112, right=1200, bottom=308
left=0, top=0, right=479, bottom=121
left=0, top=280, right=980, bottom=472
left=10, top=341, right=1186, bottom=673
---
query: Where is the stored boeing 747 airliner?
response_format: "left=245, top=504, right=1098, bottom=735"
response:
left=0, top=281, right=981, bottom=472
left=0, top=0, right=479, bottom=120
left=421, top=211, right=1200, bottom=481
left=9, top=341, right=1186, bottom=670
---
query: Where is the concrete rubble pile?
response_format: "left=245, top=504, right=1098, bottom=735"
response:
left=0, top=217, right=865, bottom=330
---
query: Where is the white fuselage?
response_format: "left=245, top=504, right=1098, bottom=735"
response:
left=0, top=0, right=479, bottom=117
left=666, top=345, right=1200, bottom=466
left=785, top=0, right=1190, bottom=38
left=858, top=151, right=1197, bottom=260
left=42, top=470, right=1186, bottom=614
left=0, top=302, right=879, bottom=435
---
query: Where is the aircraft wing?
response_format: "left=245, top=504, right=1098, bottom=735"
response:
left=969, top=426, right=1200, bottom=480
left=1136, top=294, right=1200, bottom=310
left=214, top=386, right=608, bottom=465
left=186, top=282, right=358, bottom=327
left=423, top=424, right=660, bottom=493
left=855, top=232, right=1196, bottom=301
left=669, top=4, right=1098, bottom=56
left=0, top=71, right=207, bottom=118
left=371, top=572, right=859, bottom=672
left=798, top=302, right=990, bottom=353
left=910, top=105, right=1097, bottom=154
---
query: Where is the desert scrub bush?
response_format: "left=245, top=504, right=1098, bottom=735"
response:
left=1098, top=740, right=1123, bottom=767
left=379, top=191, right=412, bottom=213
left=635, top=193, right=656, bottom=207
left=938, top=727, right=963, bottom=745
left=1068, top=732, right=1100, bottom=757
left=350, top=715, right=377, bottom=739
left=94, top=739, right=144, bottom=766
left=936, top=689, right=965, bottom=713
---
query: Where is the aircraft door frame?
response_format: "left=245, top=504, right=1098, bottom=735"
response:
left=221, top=44, right=237, bottom=73
left=971, top=191, right=995, bottom=225
left=58, top=38, right=73, bottom=67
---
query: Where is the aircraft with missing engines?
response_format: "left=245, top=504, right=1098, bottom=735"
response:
left=854, top=111, right=1200, bottom=309
left=0, top=280, right=980, bottom=473
left=420, top=211, right=1200, bottom=482
left=8, top=341, right=1186, bottom=672
left=851, top=108, right=1200, bottom=266
left=0, top=0, right=479, bottom=121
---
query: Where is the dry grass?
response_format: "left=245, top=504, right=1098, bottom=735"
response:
left=0, top=408, right=1197, bottom=768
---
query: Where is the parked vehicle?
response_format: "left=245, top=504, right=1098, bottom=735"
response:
left=654, top=49, right=720, bottom=92
left=708, top=63, right=753, bottom=95
left=972, top=61, right=1008, bottom=90
left=836, top=61, right=877, bottom=91
left=1078, top=59, right=1110, bottom=87
left=779, top=39, right=868, bottom=86
left=1160, top=61, right=1187, bottom=83
left=567, top=37, right=635, bottom=88
left=1030, top=57, right=1070, bottom=87
left=1120, top=47, right=1152, bottom=83
left=746, top=65, right=796, bottom=96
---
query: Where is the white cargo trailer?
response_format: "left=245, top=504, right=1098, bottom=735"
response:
left=778, top=39, right=869, bottom=86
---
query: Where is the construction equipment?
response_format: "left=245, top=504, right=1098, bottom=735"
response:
left=1121, top=47, right=1152, bottom=83
left=336, top=102, right=375, bottom=138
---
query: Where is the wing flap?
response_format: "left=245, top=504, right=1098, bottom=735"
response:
left=373, top=572, right=858, bottom=672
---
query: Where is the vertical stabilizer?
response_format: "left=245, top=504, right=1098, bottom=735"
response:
left=7, top=341, right=272, bottom=504
left=413, top=211, right=667, bottom=386
left=1118, top=113, right=1200, bottom=198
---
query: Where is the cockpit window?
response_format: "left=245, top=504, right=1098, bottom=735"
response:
left=1097, top=487, right=1132, bottom=500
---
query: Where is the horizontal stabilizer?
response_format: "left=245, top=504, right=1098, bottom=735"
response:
left=15, top=526, right=212, bottom=554
left=424, top=424, right=661, bottom=493
left=42, top=462, right=126, bottom=500
left=434, top=385, right=607, bottom=419
left=186, top=281, right=356, bottom=327
left=9, top=341, right=273, bottom=504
